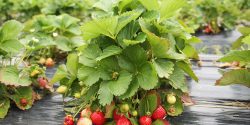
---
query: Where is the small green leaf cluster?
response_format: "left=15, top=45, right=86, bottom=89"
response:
left=52, top=0, right=199, bottom=117
left=217, top=26, right=250, bottom=87
left=21, top=14, right=84, bottom=63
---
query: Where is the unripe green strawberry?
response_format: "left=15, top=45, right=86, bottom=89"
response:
left=167, top=94, right=176, bottom=104
left=120, top=104, right=129, bottom=113
left=38, top=57, right=46, bottom=65
left=131, top=110, right=138, bottom=117
left=56, top=85, right=67, bottom=94
left=30, top=70, right=40, bottom=77
left=74, top=93, right=81, bottom=98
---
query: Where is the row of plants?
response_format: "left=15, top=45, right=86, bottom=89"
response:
left=50, top=0, right=201, bottom=124
left=0, top=13, right=84, bottom=119
left=179, top=0, right=250, bottom=34
left=0, top=0, right=92, bottom=24
left=216, top=26, right=250, bottom=87
left=0, top=20, right=53, bottom=118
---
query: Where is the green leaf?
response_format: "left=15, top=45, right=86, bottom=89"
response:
left=153, top=59, right=174, bottom=78
left=116, top=10, right=143, bottom=34
left=108, top=70, right=132, bottom=96
left=176, top=61, right=198, bottom=82
left=0, top=98, right=10, bottom=119
left=139, top=91, right=161, bottom=116
left=123, top=32, right=146, bottom=46
left=164, top=96, right=183, bottom=116
left=232, top=36, right=244, bottom=49
left=216, top=69, right=250, bottom=87
left=66, top=53, right=79, bottom=76
left=159, top=0, right=186, bottom=21
left=182, top=44, right=199, bottom=60
left=238, top=27, right=250, bottom=36
left=96, top=45, right=122, bottom=61
left=139, top=19, right=170, bottom=58
left=0, top=66, right=31, bottom=87
left=50, top=65, right=68, bottom=84
left=138, top=0, right=159, bottom=11
left=10, top=87, right=33, bottom=110
left=79, top=44, right=101, bottom=67
left=117, top=20, right=140, bottom=47
left=93, top=0, right=118, bottom=12
left=118, top=0, right=133, bottom=12
left=0, top=39, right=24, bottom=54
left=98, top=82, right=113, bottom=106
left=242, top=35, right=250, bottom=45
left=0, top=20, right=23, bottom=41
left=137, top=62, right=158, bottom=90
left=119, top=78, right=139, bottom=99
left=219, top=50, right=250, bottom=63
left=78, top=66, right=100, bottom=86
left=168, top=66, right=188, bottom=92
left=122, top=45, right=147, bottom=65
left=55, top=36, right=73, bottom=51
left=81, top=17, right=118, bottom=40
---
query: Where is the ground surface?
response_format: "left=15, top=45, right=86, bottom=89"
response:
left=0, top=32, right=249, bottom=125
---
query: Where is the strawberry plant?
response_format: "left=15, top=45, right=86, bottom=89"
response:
left=0, top=20, right=52, bottom=119
left=51, top=0, right=200, bottom=124
left=179, top=0, right=248, bottom=34
left=216, top=26, right=250, bottom=87
left=20, top=14, right=84, bottom=66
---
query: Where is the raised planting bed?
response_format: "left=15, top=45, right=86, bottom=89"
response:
left=1, top=55, right=249, bottom=125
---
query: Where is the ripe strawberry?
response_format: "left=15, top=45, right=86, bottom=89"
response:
left=151, top=105, right=167, bottom=120
left=30, top=70, right=40, bottom=77
left=77, top=117, right=92, bottom=125
left=116, top=117, right=131, bottom=125
left=64, top=115, right=74, bottom=125
left=162, top=119, right=170, bottom=125
left=80, top=108, right=92, bottom=118
left=38, top=57, right=46, bottom=65
left=167, top=94, right=176, bottom=104
left=139, top=116, right=152, bottom=125
left=56, top=85, right=67, bottom=94
left=45, top=58, right=55, bottom=67
left=113, top=109, right=126, bottom=122
left=120, top=104, right=130, bottom=113
left=90, top=111, right=106, bottom=125
left=20, top=98, right=28, bottom=107
left=37, top=77, right=48, bottom=88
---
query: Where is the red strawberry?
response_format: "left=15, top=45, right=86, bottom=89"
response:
left=113, top=109, right=126, bottom=122
left=80, top=108, right=92, bottom=118
left=77, top=117, right=92, bottom=125
left=45, top=58, right=55, bottom=67
left=139, top=116, right=152, bottom=125
left=64, top=115, right=74, bottom=125
left=90, top=111, right=106, bottom=125
left=162, top=119, right=170, bottom=125
left=116, top=117, right=131, bottom=125
left=151, top=105, right=167, bottom=120
left=37, top=77, right=48, bottom=88
left=20, top=98, right=28, bottom=106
